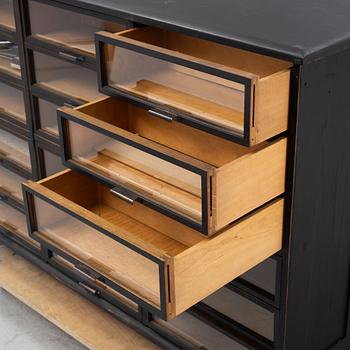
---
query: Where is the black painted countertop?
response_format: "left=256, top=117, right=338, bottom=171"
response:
left=57, top=0, right=350, bottom=63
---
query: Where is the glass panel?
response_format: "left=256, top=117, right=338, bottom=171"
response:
left=0, top=0, right=15, bottom=30
left=33, top=51, right=104, bottom=101
left=105, top=44, right=245, bottom=137
left=0, top=38, right=21, bottom=77
left=29, top=0, right=126, bottom=54
left=0, top=165, right=26, bottom=201
left=240, top=257, right=277, bottom=295
left=0, top=128, right=31, bottom=169
left=0, top=81, right=25, bottom=122
left=203, top=287, right=275, bottom=341
left=33, top=195, right=161, bottom=308
left=67, top=119, right=202, bottom=223
left=42, top=150, right=65, bottom=176
left=53, top=254, right=140, bottom=312
left=0, top=200, right=35, bottom=245
left=37, top=98, right=59, bottom=135
left=156, top=313, right=249, bottom=350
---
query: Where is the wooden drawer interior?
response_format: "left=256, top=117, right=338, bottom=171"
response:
left=24, top=169, right=283, bottom=319
left=28, top=0, right=126, bottom=55
left=97, top=27, right=291, bottom=145
left=0, top=128, right=31, bottom=171
left=0, top=81, right=26, bottom=123
left=0, top=165, right=26, bottom=202
left=32, top=50, right=104, bottom=102
left=0, top=0, right=15, bottom=30
left=59, top=96, right=287, bottom=234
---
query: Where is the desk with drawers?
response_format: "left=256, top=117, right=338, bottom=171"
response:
left=0, top=1, right=350, bottom=350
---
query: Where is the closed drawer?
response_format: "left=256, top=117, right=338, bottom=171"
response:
left=58, top=96, right=287, bottom=235
left=0, top=200, right=38, bottom=248
left=96, top=27, right=291, bottom=146
left=0, top=165, right=26, bottom=208
left=202, top=287, right=275, bottom=341
left=0, top=81, right=26, bottom=126
left=0, top=127, right=33, bottom=176
left=23, top=169, right=283, bottom=320
left=0, top=39, right=21, bottom=78
left=28, top=0, right=127, bottom=56
left=31, top=50, right=104, bottom=102
left=0, top=0, right=15, bottom=31
left=152, top=313, right=250, bottom=350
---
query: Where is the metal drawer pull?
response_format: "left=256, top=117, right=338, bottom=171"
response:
left=58, top=51, right=85, bottom=63
left=63, top=101, right=80, bottom=108
left=110, top=186, right=138, bottom=204
left=148, top=109, right=173, bottom=122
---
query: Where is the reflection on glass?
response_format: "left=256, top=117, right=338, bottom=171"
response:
left=203, top=287, right=274, bottom=340
left=43, top=150, right=65, bottom=176
left=29, top=0, right=126, bottom=54
left=0, top=201, right=31, bottom=243
left=0, top=0, right=15, bottom=30
left=240, top=257, right=277, bottom=295
left=105, top=28, right=246, bottom=136
left=67, top=119, right=202, bottom=223
left=37, top=99, right=59, bottom=136
left=0, top=81, right=25, bottom=122
left=156, top=313, right=249, bottom=350
left=0, top=128, right=31, bottom=169
left=0, top=39, right=21, bottom=77
left=0, top=165, right=26, bottom=201
left=33, top=51, right=104, bottom=101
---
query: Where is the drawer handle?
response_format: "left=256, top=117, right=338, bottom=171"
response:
left=58, top=51, right=85, bottom=63
left=63, top=101, right=80, bottom=108
left=148, top=109, right=173, bottom=122
left=110, top=186, right=139, bottom=204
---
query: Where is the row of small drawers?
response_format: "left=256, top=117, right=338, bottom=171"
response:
left=2, top=0, right=289, bottom=324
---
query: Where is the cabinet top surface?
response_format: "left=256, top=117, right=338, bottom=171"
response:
left=57, top=0, right=350, bottom=63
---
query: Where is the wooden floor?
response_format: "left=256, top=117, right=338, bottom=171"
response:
left=0, top=245, right=159, bottom=350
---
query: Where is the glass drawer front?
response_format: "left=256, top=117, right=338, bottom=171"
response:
left=0, top=165, right=25, bottom=201
left=203, top=287, right=275, bottom=341
left=36, top=98, right=59, bottom=136
left=154, top=313, right=249, bottom=350
left=105, top=43, right=245, bottom=137
left=0, top=128, right=31, bottom=170
left=28, top=0, right=126, bottom=55
left=240, top=257, right=277, bottom=296
left=0, top=81, right=25, bottom=123
left=0, top=39, right=21, bottom=77
left=33, top=51, right=103, bottom=101
left=65, top=118, right=203, bottom=225
left=0, top=200, right=38, bottom=247
left=0, top=0, right=15, bottom=30
left=42, top=149, right=65, bottom=177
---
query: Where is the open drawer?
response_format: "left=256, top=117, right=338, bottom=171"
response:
left=96, top=27, right=291, bottom=146
left=23, top=169, right=284, bottom=320
left=58, top=97, right=287, bottom=235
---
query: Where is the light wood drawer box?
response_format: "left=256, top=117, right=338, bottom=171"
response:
left=58, top=96, right=287, bottom=235
left=95, top=27, right=291, bottom=146
left=23, top=169, right=283, bottom=320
